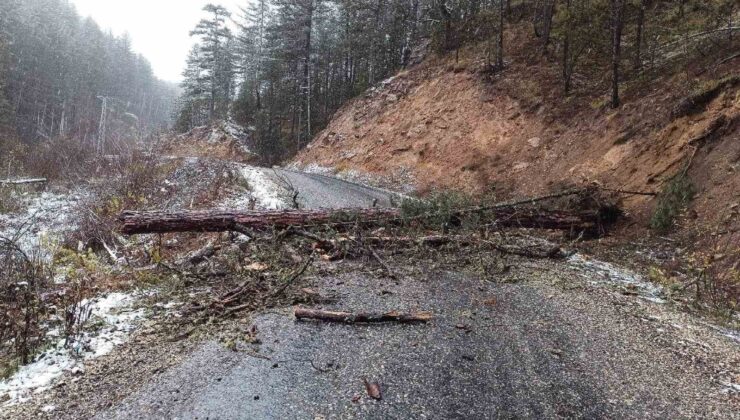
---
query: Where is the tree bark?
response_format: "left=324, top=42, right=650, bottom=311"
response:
left=563, top=0, right=572, bottom=94
left=541, top=0, right=556, bottom=54
left=497, top=0, right=505, bottom=69
left=440, top=0, right=452, bottom=51
left=119, top=208, right=401, bottom=235
left=610, top=0, right=625, bottom=108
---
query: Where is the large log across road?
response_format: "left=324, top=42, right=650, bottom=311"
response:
left=118, top=208, right=401, bottom=235
left=119, top=206, right=617, bottom=236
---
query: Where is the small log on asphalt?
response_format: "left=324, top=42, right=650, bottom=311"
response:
left=294, top=307, right=433, bottom=324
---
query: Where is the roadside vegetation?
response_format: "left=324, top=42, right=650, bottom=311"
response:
left=650, top=172, right=696, bottom=232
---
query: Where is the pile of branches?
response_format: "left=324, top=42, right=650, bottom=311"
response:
left=116, top=188, right=625, bottom=321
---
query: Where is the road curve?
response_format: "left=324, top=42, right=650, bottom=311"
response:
left=241, top=166, right=402, bottom=210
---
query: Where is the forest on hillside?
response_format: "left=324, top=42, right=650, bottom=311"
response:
left=0, top=1, right=735, bottom=166
left=177, top=0, right=737, bottom=163
left=0, top=0, right=177, bottom=157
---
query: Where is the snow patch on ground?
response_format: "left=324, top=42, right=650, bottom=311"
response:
left=289, top=162, right=416, bottom=195
left=0, top=191, right=84, bottom=260
left=236, top=167, right=286, bottom=210
left=0, top=292, right=145, bottom=405
left=568, top=254, right=666, bottom=303
left=700, top=322, right=740, bottom=345
left=208, top=121, right=256, bottom=155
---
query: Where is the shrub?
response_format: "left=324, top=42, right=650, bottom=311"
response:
left=0, top=186, right=21, bottom=214
left=401, top=190, right=478, bottom=230
left=0, top=239, right=52, bottom=366
left=650, top=173, right=695, bottom=232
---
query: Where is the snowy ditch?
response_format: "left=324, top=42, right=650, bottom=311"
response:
left=0, top=292, right=145, bottom=405
left=567, top=253, right=666, bottom=303
left=0, top=190, right=150, bottom=405
left=0, top=190, right=85, bottom=261
left=228, top=166, right=287, bottom=210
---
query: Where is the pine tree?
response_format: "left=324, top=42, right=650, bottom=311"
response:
left=0, top=36, right=13, bottom=137
left=188, top=4, right=236, bottom=121
left=235, top=0, right=271, bottom=115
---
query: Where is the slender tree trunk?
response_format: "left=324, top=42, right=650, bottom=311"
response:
left=634, top=0, right=645, bottom=72
left=497, top=0, right=504, bottom=69
left=440, top=0, right=452, bottom=50
left=402, top=0, right=420, bottom=67
left=563, top=0, right=572, bottom=94
left=729, top=7, right=734, bottom=42
left=302, top=0, right=314, bottom=145
left=610, top=0, right=625, bottom=108
left=541, top=0, right=556, bottom=54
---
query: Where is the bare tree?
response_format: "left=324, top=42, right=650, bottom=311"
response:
left=610, top=0, right=625, bottom=108
left=634, top=0, right=647, bottom=72
left=497, top=0, right=505, bottom=69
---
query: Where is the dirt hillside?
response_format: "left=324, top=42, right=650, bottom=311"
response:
left=293, top=29, right=739, bottom=247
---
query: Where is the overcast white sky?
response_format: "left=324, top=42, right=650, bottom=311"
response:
left=70, top=0, right=245, bottom=83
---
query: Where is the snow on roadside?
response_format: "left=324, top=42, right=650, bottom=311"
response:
left=0, top=191, right=84, bottom=260
left=234, top=167, right=287, bottom=210
left=568, top=253, right=666, bottom=303
left=289, top=162, right=416, bottom=195
left=0, top=292, right=145, bottom=405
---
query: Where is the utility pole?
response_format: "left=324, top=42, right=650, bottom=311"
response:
left=97, top=95, right=108, bottom=154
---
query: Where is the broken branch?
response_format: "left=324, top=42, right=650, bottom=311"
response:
left=294, top=307, right=433, bottom=324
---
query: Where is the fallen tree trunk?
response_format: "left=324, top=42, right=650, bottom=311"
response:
left=294, top=307, right=433, bottom=324
left=119, top=206, right=616, bottom=236
left=119, top=208, right=400, bottom=235
left=0, top=178, right=47, bottom=185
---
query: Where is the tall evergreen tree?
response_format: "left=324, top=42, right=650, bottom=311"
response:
left=188, top=4, right=236, bottom=121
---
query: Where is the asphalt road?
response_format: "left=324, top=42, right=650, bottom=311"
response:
left=93, top=168, right=738, bottom=419
left=252, top=167, right=401, bottom=210
left=102, top=265, right=739, bottom=419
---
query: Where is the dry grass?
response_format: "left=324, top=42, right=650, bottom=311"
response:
left=0, top=237, right=52, bottom=370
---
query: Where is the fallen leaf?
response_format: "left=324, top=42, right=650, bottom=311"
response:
left=455, top=324, right=472, bottom=332
left=548, top=348, right=563, bottom=358
left=363, top=378, right=382, bottom=400
left=246, top=262, right=268, bottom=271
left=483, top=297, right=497, bottom=306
